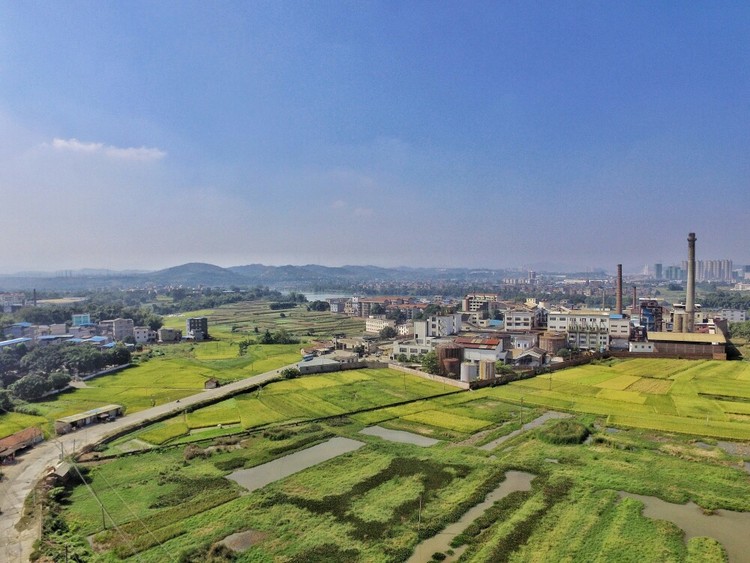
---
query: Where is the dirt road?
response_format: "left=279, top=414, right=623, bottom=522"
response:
left=0, top=366, right=288, bottom=562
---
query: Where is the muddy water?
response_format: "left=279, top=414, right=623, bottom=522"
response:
left=407, top=471, right=535, bottom=563
left=620, top=492, right=750, bottom=562
left=480, top=411, right=571, bottom=451
left=359, top=426, right=439, bottom=447
left=227, top=436, right=364, bottom=492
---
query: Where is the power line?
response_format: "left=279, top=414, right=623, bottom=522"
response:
left=94, top=465, right=175, bottom=562
left=68, top=461, right=145, bottom=563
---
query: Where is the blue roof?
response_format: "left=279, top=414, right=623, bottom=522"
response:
left=0, top=337, right=32, bottom=347
left=12, top=322, right=32, bottom=328
left=38, top=334, right=74, bottom=341
left=85, top=336, right=108, bottom=343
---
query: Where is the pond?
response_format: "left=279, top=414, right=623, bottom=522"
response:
left=359, top=426, right=440, bottom=447
left=407, top=471, right=536, bottom=563
left=480, top=411, right=571, bottom=451
left=620, top=491, right=750, bottom=562
left=227, top=436, right=365, bottom=492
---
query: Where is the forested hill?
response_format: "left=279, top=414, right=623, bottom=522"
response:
left=0, top=263, right=512, bottom=291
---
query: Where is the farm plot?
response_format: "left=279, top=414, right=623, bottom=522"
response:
left=486, top=358, right=750, bottom=439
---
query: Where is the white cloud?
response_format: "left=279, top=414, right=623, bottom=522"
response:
left=331, top=199, right=347, bottom=209
left=49, top=138, right=166, bottom=161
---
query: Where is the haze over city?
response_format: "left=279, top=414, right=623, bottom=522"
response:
left=1, top=3, right=749, bottom=274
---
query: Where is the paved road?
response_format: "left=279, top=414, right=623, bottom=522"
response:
left=0, top=366, right=290, bottom=562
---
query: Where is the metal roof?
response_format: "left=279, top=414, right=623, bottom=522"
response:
left=0, top=337, right=32, bottom=348
left=647, top=332, right=726, bottom=344
left=56, top=404, right=123, bottom=424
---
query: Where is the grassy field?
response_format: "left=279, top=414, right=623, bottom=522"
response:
left=1, top=300, right=365, bottom=438
left=107, top=368, right=460, bottom=449
left=485, top=358, right=750, bottom=439
left=30, top=358, right=750, bottom=562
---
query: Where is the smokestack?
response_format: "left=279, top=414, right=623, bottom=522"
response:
left=632, top=286, right=638, bottom=315
left=616, top=264, right=623, bottom=315
left=686, top=232, right=697, bottom=333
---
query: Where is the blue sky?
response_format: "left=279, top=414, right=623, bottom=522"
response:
left=1, top=2, right=748, bottom=274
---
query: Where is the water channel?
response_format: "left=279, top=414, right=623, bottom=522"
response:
left=359, top=426, right=440, bottom=447
left=480, top=411, right=571, bottom=451
left=619, top=491, right=750, bottom=563
left=227, top=436, right=365, bottom=493
left=407, top=471, right=536, bottom=563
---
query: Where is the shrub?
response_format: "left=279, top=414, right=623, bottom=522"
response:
left=537, top=419, right=590, bottom=445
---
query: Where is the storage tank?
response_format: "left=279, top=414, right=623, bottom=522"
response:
left=479, top=360, right=496, bottom=380
left=460, top=363, right=478, bottom=382
left=437, top=343, right=463, bottom=376
left=442, top=357, right=460, bottom=378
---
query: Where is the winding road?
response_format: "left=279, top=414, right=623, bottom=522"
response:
left=0, top=366, right=290, bottom=562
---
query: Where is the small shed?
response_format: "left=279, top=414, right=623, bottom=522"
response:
left=204, top=377, right=220, bottom=389
left=55, top=404, right=124, bottom=435
left=0, top=427, right=44, bottom=462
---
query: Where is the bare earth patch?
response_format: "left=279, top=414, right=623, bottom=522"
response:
left=220, top=529, right=268, bottom=552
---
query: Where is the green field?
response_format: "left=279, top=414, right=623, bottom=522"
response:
left=108, top=368, right=460, bottom=449
left=1, top=300, right=365, bottom=438
left=28, top=358, right=750, bottom=562
left=485, top=358, right=750, bottom=440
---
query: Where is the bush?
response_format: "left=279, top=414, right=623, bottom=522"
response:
left=281, top=367, right=301, bottom=379
left=537, top=419, right=590, bottom=445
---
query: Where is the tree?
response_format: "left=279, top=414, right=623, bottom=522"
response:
left=0, top=389, right=13, bottom=413
left=9, top=373, right=50, bottom=401
left=397, top=353, right=408, bottom=363
left=281, top=367, right=301, bottom=379
left=379, top=326, right=397, bottom=339
left=48, top=371, right=71, bottom=390
left=421, top=351, right=440, bottom=375
left=370, top=303, right=386, bottom=315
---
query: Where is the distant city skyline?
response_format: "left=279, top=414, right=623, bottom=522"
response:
left=1, top=3, right=748, bottom=274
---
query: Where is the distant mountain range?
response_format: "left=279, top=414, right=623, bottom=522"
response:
left=0, top=262, right=523, bottom=292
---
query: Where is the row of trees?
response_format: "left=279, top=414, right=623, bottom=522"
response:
left=0, top=342, right=132, bottom=402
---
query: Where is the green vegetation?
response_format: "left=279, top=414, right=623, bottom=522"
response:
left=38, top=358, right=750, bottom=561
left=537, top=419, right=590, bottom=445
left=486, top=358, right=750, bottom=439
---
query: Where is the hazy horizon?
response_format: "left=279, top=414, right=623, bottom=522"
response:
left=1, top=4, right=748, bottom=274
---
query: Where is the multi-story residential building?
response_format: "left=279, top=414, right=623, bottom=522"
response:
left=99, top=318, right=135, bottom=342
left=134, top=326, right=157, bottom=344
left=158, top=327, right=182, bottom=342
left=547, top=309, right=624, bottom=351
left=414, top=314, right=462, bottom=344
left=186, top=317, right=209, bottom=340
left=327, top=298, right=349, bottom=314
left=0, top=293, right=25, bottom=313
left=715, top=309, right=747, bottom=323
left=462, top=293, right=501, bottom=313
left=72, top=314, right=92, bottom=327
left=504, top=309, right=534, bottom=331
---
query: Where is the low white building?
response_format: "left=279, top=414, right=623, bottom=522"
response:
left=365, top=317, right=396, bottom=334
left=454, top=336, right=508, bottom=364
left=629, top=341, right=654, bottom=353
